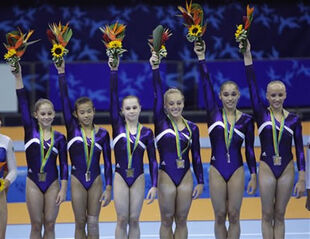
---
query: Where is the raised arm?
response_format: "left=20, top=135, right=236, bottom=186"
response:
left=109, top=56, right=122, bottom=127
left=13, top=64, right=33, bottom=131
left=55, top=62, right=75, bottom=129
left=150, top=52, right=165, bottom=123
left=194, top=41, right=219, bottom=117
left=242, top=41, right=265, bottom=118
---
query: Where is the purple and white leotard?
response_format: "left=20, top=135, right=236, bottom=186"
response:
left=16, top=88, right=68, bottom=193
left=58, top=74, right=112, bottom=190
left=245, top=64, right=305, bottom=178
left=199, top=60, right=256, bottom=182
left=110, top=70, right=158, bottom=187
left=152, top=68, right=204, bottom=186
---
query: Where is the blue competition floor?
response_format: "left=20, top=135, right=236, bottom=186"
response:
left=6, top=219, right=310, bottom=239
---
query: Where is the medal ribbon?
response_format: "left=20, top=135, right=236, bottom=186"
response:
left=168, top=115, right=192, bottom=160
left=269, top=108, right=284, bottom=157
left=81, top=128, right=95, bottom=172
left=222, top=110, right=236, bottom=153
left=126, top=123, right=142, bottom=169
left=39, top=127, right=54, bottom=173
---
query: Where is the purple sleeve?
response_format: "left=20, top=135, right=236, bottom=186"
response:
left=199, top=60, right=220, bottom=117
left=294, top=116, right=305, bottom=171
left=58, top=73, right=75, bottom=130
left=152, top=69, right=165, bottom=123
left=109, top=70, right=121, bottom=126
left=102, top=131, right=112, bottom=186
left=146, top=130, right=158, bottom=188
left=244, top=117, right=257, bottom=174
left=58, top=134, right=69, bottom=180
left=245, top=65, right=265, bottom=118
left=191, top=124, right=204, bottom=184
left=16, top=88, right=33, bottom=131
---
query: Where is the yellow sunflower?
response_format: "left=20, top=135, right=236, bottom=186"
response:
left=107, top=40, right=122, bottom=49
left=188, top=24, right=202, bottom=37
left=235, top=24, right=244, bottom=38
left=51, top=44, right=65, bottom=57
left=161, top=45, right=166, bottom=50
left=4, top=49, right=17, bottom=60
left=0, top=178, right=5, bottom=192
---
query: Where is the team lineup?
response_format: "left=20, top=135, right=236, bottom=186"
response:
left=0, top=2, right=310, bottom=239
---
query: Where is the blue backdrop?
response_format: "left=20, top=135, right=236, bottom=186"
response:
left=0, top=0, right=309, bottom=110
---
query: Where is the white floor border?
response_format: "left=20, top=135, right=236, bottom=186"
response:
left=6, top=219, right=310, bottom=239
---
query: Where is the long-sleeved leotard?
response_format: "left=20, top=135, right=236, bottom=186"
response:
left=110, top=71, right=158, bottom=188
left=152, top=69, right=204, bottom=186
left=199, top=61, right=256, bottom=182
left=58, top=73, right=112, bottom=190
left=0, top=134, right=17, bottom=183
left=245, top=65, right=305, bottom=178
left=16, top=88, right=68, bottom=193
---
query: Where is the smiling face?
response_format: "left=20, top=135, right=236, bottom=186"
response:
left=34, top=103, right=55, bottom=129
left=75, top=102, right=95, bottom=128
left=164, top=90, right=184, bottom=119
left=219, top=82, right=240, bottom=111
left=266, top=81, right=286, bottom=111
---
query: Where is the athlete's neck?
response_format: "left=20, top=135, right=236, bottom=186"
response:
left=269, top=106, right=283, bottom=115
left=223, top=107, right=236, bottom=115
left=126, top=119, right=139, bottom=134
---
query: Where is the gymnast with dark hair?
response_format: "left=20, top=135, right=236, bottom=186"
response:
left=108, top=56, right=158, bottom=239
left=241, top=40, right=305, bottom=239
left=150, top=51, right=204, bottom=239
left=55, top=62, right=112, bottom=239
left=12, top=63, right=68, bottom=239
left=0, top=118, right=17, bottom=239
left=194, top=40, right=257, bottom=239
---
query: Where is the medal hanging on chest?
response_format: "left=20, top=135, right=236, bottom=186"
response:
left=269, top=109, right=284, bottom=166
left=81, top=128, right=95, bottom=182
left=223, top=110, right=236, bottom=164
left=168, top=115, right=192, bottom=169
left=38, top=127, right=54, bottom=182
left=126, top=123, right=141, bottom=178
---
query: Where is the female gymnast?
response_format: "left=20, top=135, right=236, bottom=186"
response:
left=55, top=62, right=112, bottom=239
left=242, top=40, right=305, bottom=239
left=109, top=56, right=158, bottom=238
left=194, top=40, right=257, bottom=239
left=150, top=51, right=204, bottom=239
left=13, top=63, right=68, bottom=239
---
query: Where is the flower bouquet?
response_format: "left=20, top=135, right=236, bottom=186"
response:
left=178, top=0, right=207, bottom=43
left=235, top=5, right=254, bottom=54
left=148, top=25, right=172, bottom=64
left=47, top=22, right=73, bottom=67
left=3, top=28, right=39, bottom=73
left=99, top=22, right=126, bottom=68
